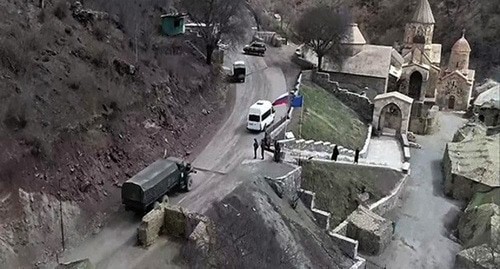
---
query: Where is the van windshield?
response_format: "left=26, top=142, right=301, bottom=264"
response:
left=248, top=114, right=260, bottom=122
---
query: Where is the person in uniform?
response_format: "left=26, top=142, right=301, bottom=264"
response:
left=354, top=148, right=360, bottom=164
left=253, top=139, right=259, bottom=159
left=331, top=145, right=339, bottom=161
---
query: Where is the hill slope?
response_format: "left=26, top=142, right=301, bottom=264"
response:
left=0, top=1, right=229, bottom=267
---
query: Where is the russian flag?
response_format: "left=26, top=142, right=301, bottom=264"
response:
left=272, top=93, right=292, bottom=106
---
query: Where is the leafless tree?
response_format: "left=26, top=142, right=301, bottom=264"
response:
left=295, top=4, right=350, bottom=71
left=179, top=0, right=246, bottom=65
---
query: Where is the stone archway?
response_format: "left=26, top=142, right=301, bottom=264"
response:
left=378, top=103, right=403, bottom=134
left=373, top=92, right=414, bottom=135
left=448, top=95, right=456, bottom=109
left=409, top=72, right=423, bottom=100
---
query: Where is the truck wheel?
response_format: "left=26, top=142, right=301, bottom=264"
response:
left=185, top=176, right=193, bottom=191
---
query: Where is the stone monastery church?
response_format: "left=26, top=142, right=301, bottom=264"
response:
left=302, top=0, right=476, bottom=135
left=374, top=0, right=476, bottom=135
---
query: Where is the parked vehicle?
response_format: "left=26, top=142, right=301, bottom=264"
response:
left=243, top=41, right=266, bottom=56
left=247, top=100, right=275, bottom=132
left=121, top=157, right=195, bottom=212
left=232, top=61, right=246, bottom=83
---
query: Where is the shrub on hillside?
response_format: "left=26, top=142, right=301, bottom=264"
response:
left=53, top=1, right=68, bottom=20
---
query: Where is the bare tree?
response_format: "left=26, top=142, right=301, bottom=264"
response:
left=295, top=4, right=350, bottom=71
left=180, top=0, right=245, bottom=65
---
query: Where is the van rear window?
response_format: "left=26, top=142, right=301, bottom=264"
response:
left=249, top=115, right=260, bottom=122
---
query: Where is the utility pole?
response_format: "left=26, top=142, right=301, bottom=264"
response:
left=58, top=178, right=65, bottom=251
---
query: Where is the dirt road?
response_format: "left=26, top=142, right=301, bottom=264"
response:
left=59, top=46, right=296, bottom=268
left=369, top=112, right=467, bottom=269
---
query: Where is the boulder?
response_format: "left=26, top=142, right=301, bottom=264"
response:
left=137, top=205, right=166, bottom=247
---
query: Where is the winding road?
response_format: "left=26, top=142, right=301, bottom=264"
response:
left=59, top=45, right=295, bottom=268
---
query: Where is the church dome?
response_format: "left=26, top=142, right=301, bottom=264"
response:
left=452, top=35, right=471, bottom=53
left=341, top=23, right=366, bottom=45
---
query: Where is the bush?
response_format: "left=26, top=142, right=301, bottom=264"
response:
left=53, top=1, right=68, bottom=20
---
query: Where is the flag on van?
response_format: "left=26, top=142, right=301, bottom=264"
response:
left=272, top=93, right=292, bottom=106
left=291, top=95, right=303, bottom=108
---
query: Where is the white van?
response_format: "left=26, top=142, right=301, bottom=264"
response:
left=247, top=100, right=275, bottom=132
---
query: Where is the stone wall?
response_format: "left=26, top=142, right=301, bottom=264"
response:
left=266, top=166, right=302, bottom=207
left=326, top=72, right=387, bottom=100
left=137, top=203, right=212, bottom=248
left=311, top=71, right=374, bottom=123
left=298, top=189, right=331, bottom=230
left=346, top=206, right=393, bottom=255
left=137, top=204, right=167, bottom=247
left=369, top=175, right=409, bottom=216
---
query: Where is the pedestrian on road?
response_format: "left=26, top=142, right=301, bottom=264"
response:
left=253, top=139, right=259, bottom=159
left=354, top=148, right=360, bottom=164
left=331, top=145, right=339, bottom=161
left=260, top=138, right=265, bottom=160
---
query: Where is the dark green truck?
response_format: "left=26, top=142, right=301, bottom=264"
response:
left=121, top=157, right=195, bottom=212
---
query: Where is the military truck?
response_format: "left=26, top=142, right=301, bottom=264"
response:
left=243, top=41, right=266, bottom=56
left=232, top=61, right=246, bottom=83
left=121, top=157, right=195, bottom=212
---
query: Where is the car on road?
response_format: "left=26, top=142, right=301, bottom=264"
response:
left=247, top=100, right=275, bottom=132
left=243, top=41, right=266, bottom=56
left=121, top=157, right=195, bottom=212
left=232, top=61, right=246, bottom=83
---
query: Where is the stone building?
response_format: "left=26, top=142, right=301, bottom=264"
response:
left=442, top=133, right=500, bottom=201
left=303, top=23, right=404, bottom=100
left=435, top=33, right=476, bottom=111
left=372, top=92, right=413, bottom=135
left=399, top=0, right=441, bottom=103
left=473, top=84, right=500, bottom=127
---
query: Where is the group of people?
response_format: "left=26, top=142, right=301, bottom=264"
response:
left=253, top=133, right=282, bottom=162
left=331, top=145, right=360, bottom=164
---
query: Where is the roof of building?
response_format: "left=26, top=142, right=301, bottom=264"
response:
left=341, top=23, right=366, bottom=45
left=161, top=13, right=187, bottom=18
left=374, top=91, right=414, bottom=104
left=452, top=33, right=472, bottom=53
left=323, top=45, right=393, bottom=78
left=412, top=0, right=435, bottom=24
left=446, top=134, right=500, bottom=188
left=474, top=84, right=500, bottom=109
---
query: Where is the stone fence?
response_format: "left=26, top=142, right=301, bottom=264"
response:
left=265, top=165, right=302, bottom=207
left=307, top=71, right=374, bottom=123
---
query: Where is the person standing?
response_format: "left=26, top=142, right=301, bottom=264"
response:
left=354, top=148, right=360, bottom=164
left=260, top=138, right=265, bottom=160
left=253, top=139, right=259, bottom=159
left=331, top=145, right=339, bottom=161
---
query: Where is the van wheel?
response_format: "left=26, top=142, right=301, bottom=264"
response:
left=184, top=175, right=193, bottom=192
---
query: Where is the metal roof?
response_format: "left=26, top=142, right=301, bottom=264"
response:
left=412, top=0, right=435, bottom=24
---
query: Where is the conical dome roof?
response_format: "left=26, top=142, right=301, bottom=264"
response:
left=341, top=23, right=366, bottom=45
left=412, top=0, right=435, bottom=24
left=452, top=34, right=471, bottom=53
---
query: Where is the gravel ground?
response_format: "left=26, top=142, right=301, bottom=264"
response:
left=368, top=112, right=468, bottom=269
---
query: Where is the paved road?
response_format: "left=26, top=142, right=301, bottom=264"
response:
left=369, top=112, right=467, bottom=269
left=59, top=48, right=290, bottom=268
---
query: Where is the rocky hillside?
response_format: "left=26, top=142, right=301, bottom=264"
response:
left=0, top=0, right=229, bottom=267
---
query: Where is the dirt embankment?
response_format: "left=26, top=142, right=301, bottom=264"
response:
left=0, top=1, right=230, bottom=267
left=181, top=178, right=356, bottom=268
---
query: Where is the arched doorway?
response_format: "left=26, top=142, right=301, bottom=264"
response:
left=448, top=95, right=456, bottom=110
left=409, top=72, right=423, bottom=100
left=378, top=103, right=403, bottom=134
